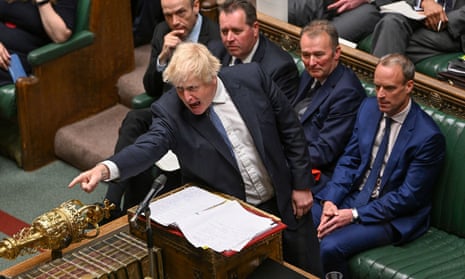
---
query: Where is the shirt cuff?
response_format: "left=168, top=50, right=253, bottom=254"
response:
left=156, top=56, right=167, bottom=72
left=101, top=160, right=120, bottom=181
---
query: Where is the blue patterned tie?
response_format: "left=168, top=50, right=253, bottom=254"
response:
left=234, top=58, right=243, bottom=65
left=209, top=106, right=234, bottom=156
left=353, top=117, right=392, bottom=207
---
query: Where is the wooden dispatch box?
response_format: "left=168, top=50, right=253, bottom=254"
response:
left=127, top=185, right=285, bottom=279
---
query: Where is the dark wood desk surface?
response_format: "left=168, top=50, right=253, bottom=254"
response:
left=0, top=216, right=318, bottom=279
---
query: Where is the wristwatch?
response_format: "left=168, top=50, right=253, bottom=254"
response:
left=351, top=208, right=360, bottom=223
left=36, top=0, right=50, bottom=6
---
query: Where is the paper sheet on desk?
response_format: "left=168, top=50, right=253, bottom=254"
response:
left=176, top=200, right=276, bottom=253
left=149, top=186, right=226, bottom=227
left=380, top=1, right=426, bottom=20
left=149, top=186, right=276, bottom=253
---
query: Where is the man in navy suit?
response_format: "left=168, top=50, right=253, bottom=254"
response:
left=69, top=42, right=324, bottom=277
left=103, top=0, right=220, bottom=218
left=103, top=0, right=300, bottom=222
left=292, top=20, right=366, bottom=193
left=208, top=0, right=299, bottom=101
left=312, top=53, right=445, bottom=277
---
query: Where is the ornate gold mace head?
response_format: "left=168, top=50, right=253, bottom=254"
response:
left=0, top=199, right=115, bottom=260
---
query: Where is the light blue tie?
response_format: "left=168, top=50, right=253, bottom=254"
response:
left=353, top=117, right=392, bottom=207
left=209, top=106, right=235, bottom=157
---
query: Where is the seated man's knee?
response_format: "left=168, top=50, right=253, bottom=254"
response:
left=319, top=236, right=344, bottom=263
left=377, top=13, right=410, bottom=30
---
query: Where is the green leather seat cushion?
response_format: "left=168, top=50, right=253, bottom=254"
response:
left=349, top=227, right=465, bottom=279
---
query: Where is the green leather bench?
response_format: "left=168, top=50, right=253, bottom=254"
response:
left=348, top=82, right=465, bottom=279
left=0, top=0, right=94, bottom=167
left=357, top=34, right=464, bottom=79
left=0, top=0, right=94, bottom=121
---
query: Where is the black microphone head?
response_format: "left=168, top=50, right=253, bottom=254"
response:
left=156, top=174, right=168, bottom=185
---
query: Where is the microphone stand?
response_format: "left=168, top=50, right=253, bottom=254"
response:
left=144, top=205, right=157, bottom=279
left=130, top=174, right=167, bottom=279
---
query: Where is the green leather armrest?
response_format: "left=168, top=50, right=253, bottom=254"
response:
left=132, top=93, right=156, bottom=109
left=0, top=84, right=17, bottom=121
left=28, top=31, right=95, bottom=66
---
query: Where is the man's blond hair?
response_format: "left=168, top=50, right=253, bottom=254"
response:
left=163, top=42, right=221, bottom=85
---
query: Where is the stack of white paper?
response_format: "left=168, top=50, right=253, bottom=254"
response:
left=149, top=186, right=276, bottom=253
left=380, top=1, right=426, bottom=20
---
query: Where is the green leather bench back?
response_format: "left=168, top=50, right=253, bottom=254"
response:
left=357, top=34, right=464, bottom=79
left=425, top=107, right=465, bottom=237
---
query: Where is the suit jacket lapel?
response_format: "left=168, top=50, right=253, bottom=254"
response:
left=221, top=74, right=267, bottom=160
left=300, top=83, right=328, bottom=122
left=183, top=108, right=238, bottom=170
left=300, top=64, right=344, bottom=123
left=220, top=52, right=232, bottom=67
left=251, top=34, right=266, bottom=63
left=358, top=111, right=383, bottom=174
left=379, top=102, right=416, bottom=193
left=293, top=71, right=313, bottom=106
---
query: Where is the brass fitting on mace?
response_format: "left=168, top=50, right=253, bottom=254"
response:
left=0, top=199, right=115, bottom=260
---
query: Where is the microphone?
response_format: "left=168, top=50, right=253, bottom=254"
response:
left=130, top=174, right=167, bottom=227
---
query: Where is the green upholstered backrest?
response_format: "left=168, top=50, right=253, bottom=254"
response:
left=415, top=52, right=463, bottom=78
left=357, top=34, right=464, bottom=79
left=288, top=51, right=305, bottom=76
left=423, top=107, right=465, bottom=237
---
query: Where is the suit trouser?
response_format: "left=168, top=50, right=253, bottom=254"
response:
left=288, top=1, right=381, bottom=43
left=311, top=201, right=394, bottom=278
left=372, top=13, right=461, bottom=63
left=259, top=198, right=324, bottom=278
left=331, top=3, right=382, bottom=43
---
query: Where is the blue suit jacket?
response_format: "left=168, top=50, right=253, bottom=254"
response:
left=292, top=64, right=366, bottom=192
left=316, top=98, right=445, bottom=243
left=208, top=34, right=300, bottom=101
left=110, top=63, right=314, bottom=229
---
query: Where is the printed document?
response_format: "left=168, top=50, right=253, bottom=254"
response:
left=149, top=186, right=276, bottom=252
left=380, top=1, right=426, bottom=20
